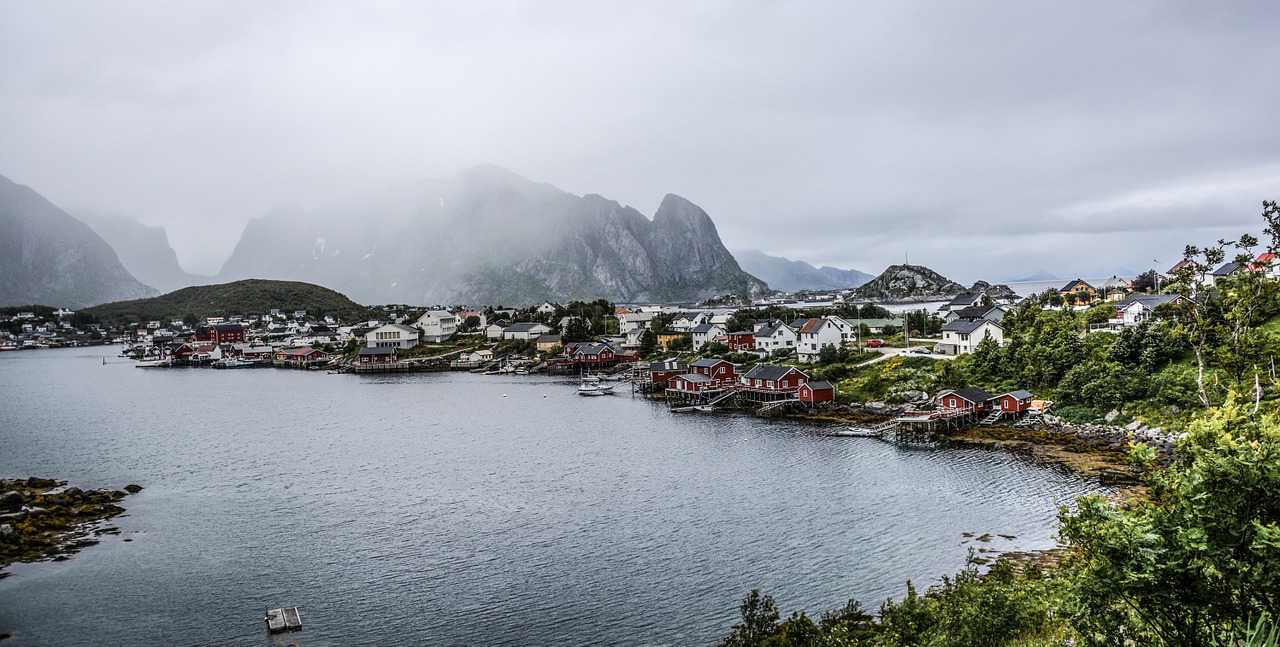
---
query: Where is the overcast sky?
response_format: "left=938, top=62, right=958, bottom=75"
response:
left=2, top=1, right=1279, bottom=282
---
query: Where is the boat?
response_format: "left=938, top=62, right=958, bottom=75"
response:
left=0, top=341, right=17, bottom=351
left=264, top=607, right=302, bottom=633
left=213, top=357, right=255, bottom=369
left=134, top=359, right=173, bottom=368
left=577, top=377, right=615, bottom=396
left=829, top=426, right=885, bottom=438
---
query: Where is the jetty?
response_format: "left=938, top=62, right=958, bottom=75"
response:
left=265, top=607, right=302, bottom=633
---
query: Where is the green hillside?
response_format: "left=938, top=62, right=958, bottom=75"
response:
left=85, top=279, right=373, bottom=324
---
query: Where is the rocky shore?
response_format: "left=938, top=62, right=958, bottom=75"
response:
left=0, top=477, right=141, bottom=578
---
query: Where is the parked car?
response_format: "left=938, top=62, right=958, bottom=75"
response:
left=865, top=339, right=886, bottom=348
left=910, top=346, right=932, bottom=354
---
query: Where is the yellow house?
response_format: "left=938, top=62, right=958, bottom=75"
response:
left=1060, top=279, right=1097, bottom=303
left=656, top=332, right=687, bottom=350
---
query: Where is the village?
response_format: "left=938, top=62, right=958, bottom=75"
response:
left=4, top=253, right=1251, bottom=445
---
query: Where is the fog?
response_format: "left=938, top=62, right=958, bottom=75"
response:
left=2, top=1, right=1278, bottom=282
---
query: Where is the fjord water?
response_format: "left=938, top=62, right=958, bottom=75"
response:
left=0, top=347, right=1100, bottom=646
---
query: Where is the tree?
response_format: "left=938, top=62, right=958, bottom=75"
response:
left=638, top=329, right=657, bottom=356
left=1131, top=269, right=1159, bottom=293
left=719, top=589, right=780, bottom=647
left=1060, top=394, right=1280, bottom=645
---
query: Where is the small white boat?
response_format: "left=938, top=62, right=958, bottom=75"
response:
left=213, top=358, right=255, bottom=369
left=134, top=359, right=173, bottom=368
left=829, top=426, right=885, bottom=438
left=577, top=378, right=615, bottom=396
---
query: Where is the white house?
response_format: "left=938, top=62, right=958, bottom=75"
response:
left=937, top=319, right=1004, bottom=355
left=942, top=305, right=1006, bottom=325
left=616, top=311, right=656, bottom=334
left=670, top=312, right=710, bottom=332
left=795, top=316, right=855, bottom=363
left=753, top=322, right=798, bottom=354
left=415, top=310, right=459, bottom=342
left=1108, top=294, right=1182, bottom=328
left=365, top=323, right=421, bottom=349
left=536, top=302, right=559, bottom=315
left=485, top=323, right=508, bottom=340
left=503, top=321, right=552, bottom=340
left=938, top=291, right=987, bottom=314
left=690, top=323, right=726, bottom=350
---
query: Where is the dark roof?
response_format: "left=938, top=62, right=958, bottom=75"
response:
left=535, top=335, right=562, bottom=343
left=649, top=360, right=688, bottom=372
left=359, top=347, right=397, bottom=356
left=691, top=323, right=720, bottom=334
left=1117, top=294, right=1180, bottom=310
left=951, top=305, right=999, bottom=320
left=743, top=364, right=806, bottom=381
left=946, top=387, right=994, bottom=404
left=506, top=321, right=548, bottom=332
left=755, top=323, right=787, bottom=338
left=1001, top=389, right=1034, bottom=400
left=1060, top=279, right=1094, bottom=292
left=942, top=319, right=1000, bottom=334
left=946, top=291, right=984, bottom=307
left=212, top=323, right=245, bottom=332
left=1213, top=261, right=1240, bottom=276
left=805, top=381, right=834, bottom=391
left=673, top=373, right=715, bottom=384
left=691, top=358, right=732, bottom=368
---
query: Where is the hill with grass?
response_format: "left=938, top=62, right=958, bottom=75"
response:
left=85, top=279, right=373, bottom=324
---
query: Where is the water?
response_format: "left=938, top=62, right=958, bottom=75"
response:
left=0, top=347, right=1102, bottom=646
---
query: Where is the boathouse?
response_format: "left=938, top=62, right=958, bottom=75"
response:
left=994, top=389, right=1034, bottom=413
left=276, top=347, right=329, bottom=368
left=648, top=360, right=688, bottom=386
left=358, top=347, right=398, bottom=364
left=689, top=358, right=737, bottom=386
left=937, top=387, right=994, bottom=413
left=739, top=364, right=809, bottom=402
left=668, top=373, right=718, bottom=394
left=798, top=380, right=835, bottom=404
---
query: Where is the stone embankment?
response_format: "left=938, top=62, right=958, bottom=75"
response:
left=0, top=477, right=141, bottom=577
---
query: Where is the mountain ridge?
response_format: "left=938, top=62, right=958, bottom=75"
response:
left=734, top=249, right=873, bottom=292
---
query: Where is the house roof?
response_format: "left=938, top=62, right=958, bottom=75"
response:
left=506, top=321, right=549, bottom=332
left=1213, top=261, right=1240, bottom=276
left=672, top=373, right=715, bottom=384
left=743, top=364, right=807, bottom=381
left=372, top=323, right=418, bottom=334
left=1167, top=259, right=1193, bottom=274
left=950, top=305, right=999, bottom=321
left=1060, top=279, right=1094, bottom=292
left=649, top=360, right=688, bottom=372
left=1001, top=389, right=1034, bottom=400
left=943, top=387, right=994, bottom=405
left=690, top=358, right=732, bottom=368
left=942, top=319, right=1001, bottom=334
left=1117, top=294, right=1181, bottom=310
left=691, top=323, right=721, bottom=334
left=946, top=291, right=985, bottom=307
left=805, top=381, right=834, bottom=391
left=359, top=347, right=397, bottom=356
left=535, top=335, right=562, bottom=344
left=755, top=323, right=791, bottom=338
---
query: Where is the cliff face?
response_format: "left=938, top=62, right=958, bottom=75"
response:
left=218, top=166, right=768, bottom=305
left=0, top=174, right=156, bottom=307
left=76, top=212, right=212, bottom=293
left=853, top=264, right=966, bottom=301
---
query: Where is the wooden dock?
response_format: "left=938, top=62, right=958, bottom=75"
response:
left=265, top=607, right=302, bottom=633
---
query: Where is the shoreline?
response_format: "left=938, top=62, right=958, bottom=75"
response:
left=0, top=478, right=141, bottom=578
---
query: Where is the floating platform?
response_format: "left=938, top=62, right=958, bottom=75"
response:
left=265, top=607, right=302, bottom=633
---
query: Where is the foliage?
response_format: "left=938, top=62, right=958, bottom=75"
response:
left=1060, top=394, right=1280, bottom=645
left=83, top=279, right=374, bottom=325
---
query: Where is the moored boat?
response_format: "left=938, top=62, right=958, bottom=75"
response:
left=577, top=377, right=615, bottom=396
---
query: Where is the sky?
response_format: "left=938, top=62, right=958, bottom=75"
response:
left=2, top=1, right=1279, bottom=283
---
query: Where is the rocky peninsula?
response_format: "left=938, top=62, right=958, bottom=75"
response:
left=0, top=477, right=141, bottom=578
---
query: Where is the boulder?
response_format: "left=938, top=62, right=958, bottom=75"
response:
left=123, top=484, right=143, bottom=494
left=0, top=510, right=28, bottom=523
left=0, top=491, right=22, bottom=510
left=1104, top=409, right=1121, bottom=423
left=0, top=523, right=13, bottom=543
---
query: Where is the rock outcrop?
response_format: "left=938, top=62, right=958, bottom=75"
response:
left=853, top=264, right=966, bottom=302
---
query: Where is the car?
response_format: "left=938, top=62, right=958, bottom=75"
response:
left=865, top=339, right=886, bottom=348
left=910, top=346, right=932, bottom=354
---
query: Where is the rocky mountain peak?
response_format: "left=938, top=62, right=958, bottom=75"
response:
left=853, top=264, right=966, bottom=302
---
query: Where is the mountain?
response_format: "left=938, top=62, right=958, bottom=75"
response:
left=85, top=279, right=373, bottom=325
left=217, top=166, right=769, bottom=305
left=76, top=212, right=211, bottom=293
left=0, top=174, right=156, bottom=308
left=853, top=264, right=967, bottom=302
left=733, top=250, right=873, bottom=293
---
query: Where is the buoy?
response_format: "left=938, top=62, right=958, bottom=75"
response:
left=502, top=394, right=507, bottom=398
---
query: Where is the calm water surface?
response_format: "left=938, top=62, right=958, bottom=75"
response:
left=0, top=347, right=1102, bottom=646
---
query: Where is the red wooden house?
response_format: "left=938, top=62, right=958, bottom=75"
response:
left=798, top=380, right=835, bottom=404
left=937, top=387, right=994, bottom=413
left=668, top=373, right=718, bottom=394
left=740, top=364, right=809, bottom=395
left=358, top=347, right=398, bottom=364
left=277, top=347, right=329, bottom=367
left=571, top=343, right=618, bottom=367
left=210, top=323, right=247, bottom=344
left=994, top=389, right=1033, bottom=413
left=648, top=360, right=689, bottom=386
left=689, top=358, right=737, bottom=386
left=726, top=331, right=756, bottom=353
